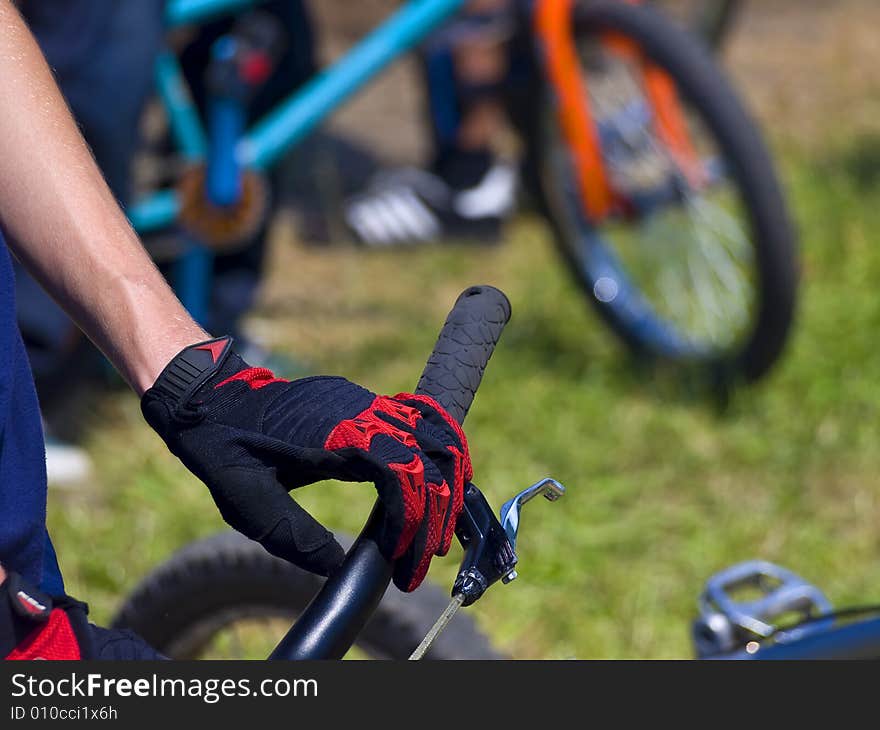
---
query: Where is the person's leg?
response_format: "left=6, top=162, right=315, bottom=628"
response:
left=55, top=2, right=165, bottom=205
left=1, top=334, right=58, bottom=593
left=22, top=1, right=164, bottom=205
left=345, top=0, right=517, bottom=247
left=428, top=0, right=512, bottom=187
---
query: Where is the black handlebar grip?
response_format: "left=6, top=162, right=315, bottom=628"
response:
left=414, top=286, right=512, bottom=425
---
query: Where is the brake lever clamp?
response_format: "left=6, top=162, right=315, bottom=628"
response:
left=452, top=479, right=565, bottom=607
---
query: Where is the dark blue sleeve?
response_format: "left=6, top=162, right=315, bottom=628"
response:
left=0, top=233, right=62, bottom=594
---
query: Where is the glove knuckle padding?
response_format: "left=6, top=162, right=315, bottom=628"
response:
left=365, top=434, right=426, bottom=557
left=397, top=395, right=470, bottom=557
left=396, top=394, right=473, bottom=476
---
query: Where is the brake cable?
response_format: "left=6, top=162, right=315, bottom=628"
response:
left=409, top=593, right=466, bottom=660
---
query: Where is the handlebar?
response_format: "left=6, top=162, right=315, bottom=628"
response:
left=270, top=285, right=512, bottom=660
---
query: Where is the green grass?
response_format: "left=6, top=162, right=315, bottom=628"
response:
left=48, top=133, right=880, bottom=658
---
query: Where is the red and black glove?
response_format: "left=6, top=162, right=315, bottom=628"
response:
left=141, top=337, right=471, bottom=592
left=1, top=572, right=165, bottom=660
left=1, top=572, right=91, bottom=660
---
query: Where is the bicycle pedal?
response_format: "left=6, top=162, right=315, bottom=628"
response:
left=693, top=560, right=833, bottom=657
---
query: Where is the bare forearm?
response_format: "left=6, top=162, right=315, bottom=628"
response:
left=0, top=1, right=206, bottom=394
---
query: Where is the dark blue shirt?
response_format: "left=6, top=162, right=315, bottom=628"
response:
left=0, top=232, right=63, bottom=594
left=0, top=2, right=163, bottom=597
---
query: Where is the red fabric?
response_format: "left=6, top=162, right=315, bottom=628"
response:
left=215, top=367, right=287, bottom=390
left=324, top=396, right=420, bottom=452
left=394, top=393, right=473, bottom=482
left=387, top=457, right=430, bottom=564
left=194, top=339, right=228, bottom=363
left=6, top=609, right=81, bottom=660
left=240, top=53, right=273, bottom=85
left=394, top=393, right=471, bottom=557
left=401, top=463, right=450, bottom=591
left=324, top=396, right=453, bottom=585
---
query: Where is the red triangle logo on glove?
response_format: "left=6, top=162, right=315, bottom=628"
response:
left=195, top=339, right=228, bottom=363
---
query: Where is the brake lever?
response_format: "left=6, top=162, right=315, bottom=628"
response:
left=452, top=479, right=565, bottom=607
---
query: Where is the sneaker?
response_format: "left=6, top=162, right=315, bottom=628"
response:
left=344, top=161, right=517, bottom=247
left=43, top=429, right=92, bottom=487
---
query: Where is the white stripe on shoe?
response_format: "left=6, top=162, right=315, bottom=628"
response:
left=453, top=163, right=517, bottom=220
left=347, top=188, right=441, bottom=246
left=345, top=201, right=384, bottom=245
left=385, top=189, right=441, bottom=241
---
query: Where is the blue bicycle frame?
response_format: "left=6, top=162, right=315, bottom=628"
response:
left=129, top=0, right=466, bottom=322
left=128, top=0, right=467, bottom=236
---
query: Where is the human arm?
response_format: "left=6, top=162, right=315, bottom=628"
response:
left=0, top=1, right=470, bottom=590
left=0, top=0, right=206, bottom=395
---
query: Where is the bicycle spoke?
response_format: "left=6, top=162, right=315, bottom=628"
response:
left=686, top=246, right=727, bottom=341
left=690, top=195, right=752, bottom=261
left=688, top=200, right=752, bottom=326
left=658, top=260, right=694, bottom=330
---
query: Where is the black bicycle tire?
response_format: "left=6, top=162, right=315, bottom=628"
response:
left=527, top=0, right=797, bottom=383
left=110, top=530, right=503, bottom=660
left=697, top=0, right=742, bottom=50
left=649, top=0, right=742, bottom=50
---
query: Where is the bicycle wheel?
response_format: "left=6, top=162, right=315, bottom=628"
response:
left=649, top=0, right=742, bottom=50
left=111, top=531, right=502, bottom=660
left=527, top=0, right=796, bottom=383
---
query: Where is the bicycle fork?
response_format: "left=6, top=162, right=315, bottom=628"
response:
left=532, top=0, right=703, bottom=223
left=174, top=12, right=282, bottom=324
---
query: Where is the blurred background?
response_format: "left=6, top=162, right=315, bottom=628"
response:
left=36, top=0, right=880, bottom=658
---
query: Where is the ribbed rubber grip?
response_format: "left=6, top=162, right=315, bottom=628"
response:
left=414, top=286, right=512, bottom=425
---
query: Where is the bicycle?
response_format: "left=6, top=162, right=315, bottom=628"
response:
left=129, top=0, right=796, bottom=386
left=112, top=285, right=563, bottom=659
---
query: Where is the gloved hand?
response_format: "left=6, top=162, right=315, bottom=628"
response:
left=141, top=337, right=470, bottom=592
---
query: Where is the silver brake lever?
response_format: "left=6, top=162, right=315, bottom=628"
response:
left=499, top=478, right=565, bottom=582
left=413, top=477, right=566, bottom=659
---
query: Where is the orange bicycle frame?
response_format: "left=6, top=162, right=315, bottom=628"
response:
left=534, top=0, right=702, bottom=223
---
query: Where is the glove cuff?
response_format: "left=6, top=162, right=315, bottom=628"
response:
left=148, top=336, right=235, bottom=405
left=1, top=572, right=93, bottom=660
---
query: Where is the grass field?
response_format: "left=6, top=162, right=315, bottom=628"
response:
left=44, top=2, right=880, bottom=658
